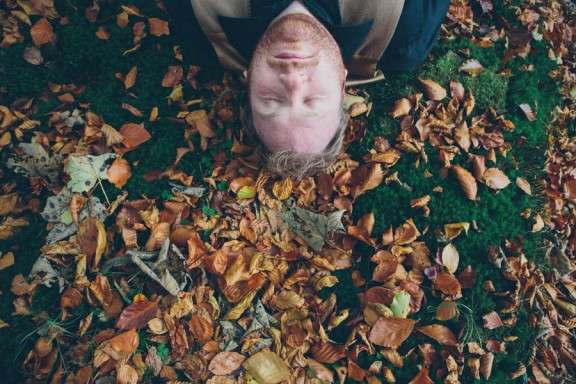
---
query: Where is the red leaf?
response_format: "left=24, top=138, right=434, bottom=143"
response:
left=116, top=300, right=158, bottom=330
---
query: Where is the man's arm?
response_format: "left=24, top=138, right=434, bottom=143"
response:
left=378, top=0, right=451, bottom=71
left=164, top=0, right=220, bottom=67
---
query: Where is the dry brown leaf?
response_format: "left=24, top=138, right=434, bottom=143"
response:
left=116, top=299, right=158, bottom=330
left=77, top=217, right=107, bottom=269
left=482, top=311, right=503, bottom=330
left=161, top=65, right=184, bottom=88
left=481, top=352, right=494, bottom=380
left=107, top=157, right=132, bottom=189
left=419, top=79, right=447, bottom=101
left=454, top=121, right=471, bottom=152
left=418, top=324, right=458, bottom=346
left=23, top=46, right=44, bottom=65
left=117, top=363, right=138, bottom=384
left=450, top=80, right=465, bottom=101
left=441, top=243, right=459, bottom=274
left=483, top=168, right=511, bottom=190
left=368, top=317, right=416, bottom=348
left=31, top=18, right=54, bottom=46
left=391, top=98, right=411, bottom=118
left=119, top=123, right=151, bottom=149
left=436, top=301, right=458, bottom=321
left=310, top=342, right=347, bottom=364
left=208, top=352, right=245, bottom=375
left=98, top=329, right=139, bottom=363
left=272, top=177, right=293, bottom=200
left=409, top=366, right=434, bottom=384
left=148, top=18, right=170, bottom=37
left=60, top=287, right=82, bottom=309
left=124, top=66, right=138, bottom=90
left=0, top=252, right=15, bottom=271
left=515, top=177, right=532, bottom=195
left=452, top=165, right=477, bottom=200
left=351, top=163, right=384, bottom=198
left=96, top=26, right=110, bottom=40
left=434, top=271, right=462, bottom=296
left=186, top=110, right=215, bottom=138
left=188, top=314, right=213, bottom=342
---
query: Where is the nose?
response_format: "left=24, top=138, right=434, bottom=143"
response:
left=279, top=69, right=307, bottom=92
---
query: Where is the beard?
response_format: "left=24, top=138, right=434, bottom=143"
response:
left=249, top=13, right=345, bottom=79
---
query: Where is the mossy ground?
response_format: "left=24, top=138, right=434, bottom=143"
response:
left=0, top=0, right=560, bottom=383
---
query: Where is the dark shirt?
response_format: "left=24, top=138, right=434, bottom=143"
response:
left=165, top=0, right=450, bottom=72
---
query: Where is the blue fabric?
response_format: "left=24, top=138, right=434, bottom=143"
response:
left=164, top=0, right=450, bottom=72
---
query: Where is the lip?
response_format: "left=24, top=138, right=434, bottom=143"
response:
left=274, top=52, right=314, bottom=60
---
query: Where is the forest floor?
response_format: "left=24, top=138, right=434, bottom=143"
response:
left=0, top=0, right=575, bottom=383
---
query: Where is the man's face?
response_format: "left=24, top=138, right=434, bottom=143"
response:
left=248, top=13, right=346, bottom=154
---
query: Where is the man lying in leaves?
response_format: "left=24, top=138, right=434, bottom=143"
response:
left=166, top=1, right=450, bottom=177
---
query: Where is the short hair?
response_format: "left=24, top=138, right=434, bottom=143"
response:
left=242, top=105, right=348, bottom=179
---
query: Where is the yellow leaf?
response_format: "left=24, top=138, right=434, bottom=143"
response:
left=0, top=252, right=15, bottom=271
left=224, top=290, right=257, bottom=320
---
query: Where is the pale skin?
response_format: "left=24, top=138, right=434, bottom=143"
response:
left=248, top=1, right=348, bottom=155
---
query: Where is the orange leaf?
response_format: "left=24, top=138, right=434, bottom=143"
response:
left=31, top=18, right=54, bottom=46
left=148, top=18, right=170, bottom=37
left=119, top=123, right=151, bottom=149
left=369, top=317, right=415, bottom=348
left=434, top=271, right=462, bottom=296
left=161, top=65, right=184, bottom=88
left=418, top=324, right=458, bottom=346
left=188, top=314, right=213, bottom=342
left=435, top=301, right=458, bottom=321
left=116, top=300, right=158, bottom=330
left=124, top=66, right=138, bottom=90
left=107, top=157, right=132, bottom=188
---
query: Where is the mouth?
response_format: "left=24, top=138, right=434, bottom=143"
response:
left=274, top=52, right=314, bottom=60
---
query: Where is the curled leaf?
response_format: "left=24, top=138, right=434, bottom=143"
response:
left=452, top=165, right=477, bottom=200
left=418, top=324, right=458, bottom=346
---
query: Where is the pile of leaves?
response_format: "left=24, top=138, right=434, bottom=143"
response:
left=0, top=0, right=575, bottom=383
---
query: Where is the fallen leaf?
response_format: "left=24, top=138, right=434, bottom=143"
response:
left=116, top=299, right=158, bottom=330
left=148, top=18, right=170, bottom=37
left=434, top=271, right=462, bottom=296
left=65, top=154, right=115, bottom=193
left=124, top=66, right=138, bottom=90
left=482, top=311, right=503, bottom=330
left=0, top=252, right=15, bottom=270
left=391, top=98, right=411, bottom=118
left=483, top=168, right=511, bottom=190
left=161, top=65, right=184, bottom=88
left=119, top=123, right=151, bottom=149
left=436, top=301, right=458, bottom=321
left=117, top=363, right=138, bottom=384
left=452, top=165, right=477, bottom=200
left=419, top=79, right=447, bottom=100
left=186, top=110, right=215, bottom=138
left=519, top=103, right=536, bottom=121
left=441, top=243, right=459, bottom=274
left=409, top=366, right=434, bottom=384
left=460, top=59, right=484, bottom=76
left=208, top=352, right=245, bottom=375
left=23, top=46, right=43, bottom=65
left=107, top=157, right=132, bottom=188
left=31, top=18, right=54, bottom=46
left=418, top=324, right=458, bottom=346
left=481, top=353, right=494, bottom=380
left=369, top=317, right=416, bottom=348
left=515, top=177, right=532, bottom=195
left=243, top=350, right=291, bottom=384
